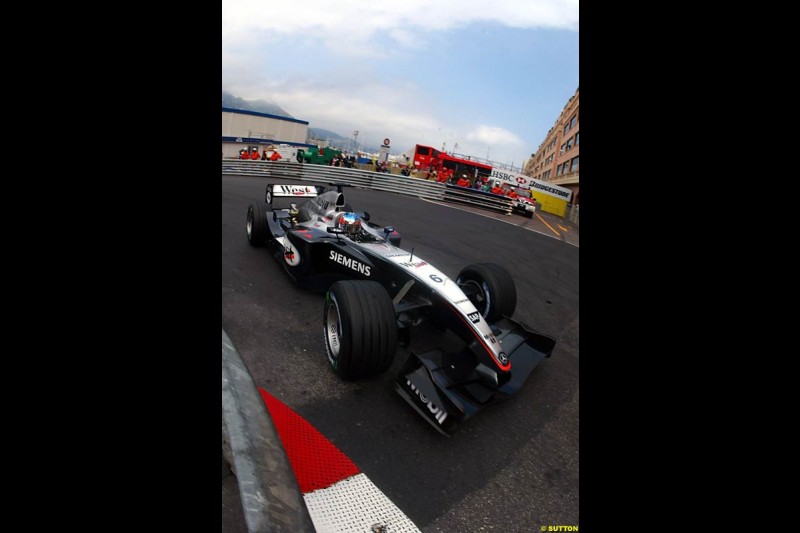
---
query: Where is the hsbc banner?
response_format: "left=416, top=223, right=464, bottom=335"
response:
left=490, top=168, right=531, bottom=188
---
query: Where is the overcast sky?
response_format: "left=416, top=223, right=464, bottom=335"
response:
left=222, top=0, right=578, bottom=171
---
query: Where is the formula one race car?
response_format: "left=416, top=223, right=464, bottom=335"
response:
left=511, top=196, right=536, bottom=218
left=246, top=183, right=556, bottom=435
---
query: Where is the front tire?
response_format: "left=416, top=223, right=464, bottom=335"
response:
left=246, top=202, right=269, bottom=246
left=456, top=263, right=517, bottom=322
left=323, top=281, right=397, bottom=380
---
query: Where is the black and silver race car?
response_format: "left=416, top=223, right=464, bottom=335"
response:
left=246, top=183, right=556, bottom=435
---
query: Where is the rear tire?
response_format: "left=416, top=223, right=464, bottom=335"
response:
left=456, top=263, right=517, bottom=322
left=246, top=202, right=269, bottom=246
left=323, top=281, right=397, bottom=380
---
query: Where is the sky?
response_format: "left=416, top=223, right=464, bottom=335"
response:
left=222, top=0, right=578, bottom=172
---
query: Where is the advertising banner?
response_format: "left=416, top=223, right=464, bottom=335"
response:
left=490, top=168, right=532, bottom=188
left=529, top=179, right=573, bottom=202
left=529, top=179, right=573, bottom=217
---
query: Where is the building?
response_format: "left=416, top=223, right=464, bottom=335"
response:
left=222, top=108, right=316, bottom=158
left=525, top=88, right=579, bottom=205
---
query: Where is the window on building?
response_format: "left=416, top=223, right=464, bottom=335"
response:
left=566, top=138, right=573, bottom=150
left=570, top=114, right=578, bottom=129
left=570, top=156, right=579, bottom=172
left=560, top=143, right=567, bottom=153
left=564, top=124, right=569, bottom=136
left=575, top=132, right=579, bottom=146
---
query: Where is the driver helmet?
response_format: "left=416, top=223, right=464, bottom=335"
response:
left=335, top=212, right=362, bottom=236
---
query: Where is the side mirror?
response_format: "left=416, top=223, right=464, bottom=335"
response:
left=327, top=227, right=345, bottom=234
left=361, top=211, right=371, bottom=221
left=383, top=226, right=394, bottom=235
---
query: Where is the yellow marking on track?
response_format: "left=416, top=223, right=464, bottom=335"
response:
left=536, top=214, right=561, bottom=237
left=557, top=224, right=569, bottom=232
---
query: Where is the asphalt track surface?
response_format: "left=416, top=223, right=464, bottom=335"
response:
left=222, top=174, right=579, bottom=532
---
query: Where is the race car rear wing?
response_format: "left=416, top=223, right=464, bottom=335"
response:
left=266, top=184, right=319, bottom=203
left=266, top=184, right=319, bottom=210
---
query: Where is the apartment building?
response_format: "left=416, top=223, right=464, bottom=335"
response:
left=526, top=88, right=579, bottom=206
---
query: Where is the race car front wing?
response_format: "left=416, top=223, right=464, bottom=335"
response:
left=394, top=317, right=556, bottom=436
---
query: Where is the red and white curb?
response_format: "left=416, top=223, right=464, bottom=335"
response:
left=259, top=388, right=421, bottom=533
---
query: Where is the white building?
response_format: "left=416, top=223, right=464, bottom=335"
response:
left=222, top=108, right=316, bottom=159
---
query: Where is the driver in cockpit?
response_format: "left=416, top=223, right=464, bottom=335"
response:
left=334, top=212, right=362, bottom=236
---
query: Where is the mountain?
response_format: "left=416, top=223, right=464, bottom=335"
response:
left=222, top=91, right=294, bottom=118
left=223, top=92, right=380, bottom=153
left=307, top=128, right=382, bottom=154
left=308, top=128, right=348, bottom=142
left=308, top=128, right=355, bottom=149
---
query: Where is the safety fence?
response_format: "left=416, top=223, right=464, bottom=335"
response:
left=222, top=160, right=513, bottom=215
left=222, top=328, right=315, bottom=532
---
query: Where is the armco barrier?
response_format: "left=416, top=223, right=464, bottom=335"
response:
left=443, top=184, right=514, bottom=214
left=222, top=328, right=315, bottom=532
left=222, top=160, right=513, bottom=215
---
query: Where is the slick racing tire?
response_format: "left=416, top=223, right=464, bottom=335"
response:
left=246, top=201, right=269, bottom=247
left=456, top=263, right=517, bottom=322
left=323, top=280, right=397, bottom=380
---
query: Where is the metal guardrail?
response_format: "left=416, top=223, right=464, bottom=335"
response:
left=443, top=184, right=514, bottom=214
left=222, top=328, right=315, bottom=533
left=222, top=160, right=513, bottom=215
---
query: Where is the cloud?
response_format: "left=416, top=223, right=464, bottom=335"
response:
left=223, top=0, right=578, bottom=53
left=222, top=0, right=578, bottom=169
left=466, top=126, right=524, bottom=146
